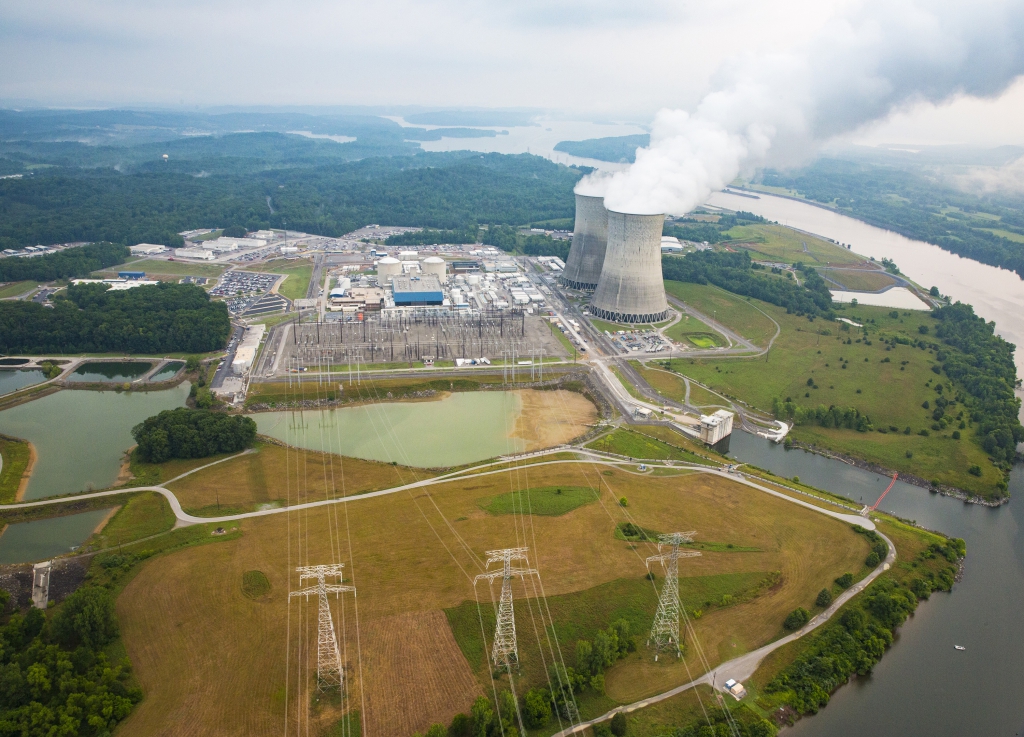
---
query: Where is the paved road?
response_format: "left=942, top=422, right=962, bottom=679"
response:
left=211, top=325, right=244, bottom=389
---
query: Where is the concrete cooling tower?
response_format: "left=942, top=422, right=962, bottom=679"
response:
left=589, top=210, right=669, bottom=323
left=559, top=193, right=608, bottom=291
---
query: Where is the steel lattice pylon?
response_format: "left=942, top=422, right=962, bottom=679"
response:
left=646, top=532, right=701, bottom=660
left=474, top=548, right=538, bottom=672
left=290, top=564, right=356, bottom=691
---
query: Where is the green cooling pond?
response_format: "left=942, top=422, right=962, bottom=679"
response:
left=252, top=391, right=525, bottom=467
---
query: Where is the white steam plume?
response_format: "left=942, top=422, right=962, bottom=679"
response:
left=587, top=0, right=1024, bottom=215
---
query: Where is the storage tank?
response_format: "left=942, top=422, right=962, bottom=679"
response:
left=589, top=210, right=669, bottom=324
left=377, top=256, right=401, bottom=283
left=423, top=256, right=447, bottom=281
left=560, top=193, right=608, bottom=291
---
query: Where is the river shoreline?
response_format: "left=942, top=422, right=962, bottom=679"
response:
left=784, top=439, right=1008, bottom=507
left=14, top=442, right=36, bottom=503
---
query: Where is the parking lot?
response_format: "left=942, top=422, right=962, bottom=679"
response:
left=209, top=270, right=279, bottom=297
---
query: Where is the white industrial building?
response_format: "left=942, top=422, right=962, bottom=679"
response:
left=175, top=247, right=216, bottom=260
left=699, top=410, right=735, bottom=445
left=130, top=243, right=168, bottom=256
left=231, top=324, right=266, bottom=375
left=71, top=278, right=160, bottom=291
left=207, top=237, right=267, bottom=251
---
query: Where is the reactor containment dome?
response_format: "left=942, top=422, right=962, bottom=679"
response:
left=560, top=193, right=609, bottom=291
left=589, top=210, right=669, bottom=324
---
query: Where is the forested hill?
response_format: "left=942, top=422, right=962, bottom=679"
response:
left=0, top=136, right=585, bottom=250
left=760, top=159, right=1024, bottom=279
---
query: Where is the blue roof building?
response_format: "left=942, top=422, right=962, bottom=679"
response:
left=392, top=274, right=444, bottom=306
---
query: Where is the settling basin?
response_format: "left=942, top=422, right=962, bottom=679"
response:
left=68, top=361, right=153, bottom=383
left=253, top=391, right=525, bottom=467
left=0, top=508, right=114, bottom=564
left=0, top=369, right=46, bottom=397
left=0, top=383, right=190, bottom=499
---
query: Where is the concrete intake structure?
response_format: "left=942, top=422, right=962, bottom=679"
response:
left=559, top=193, right=609, bottom=291
left=589, top=210, right=670, bottom=324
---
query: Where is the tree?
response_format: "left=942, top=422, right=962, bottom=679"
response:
left=815, top=588, right=834, bottom=607
left=425, top=724, right=447, bottom=737
left=783, top=607, right=810, bottom=630
left=132, top=408, right=257, bottom=462
left=448, top=713, right=471, bottom=737
left=610, top=712, right=627, bottom=736
left=470, top=696, right=493, bottom=737
left=522, top=688, right=551, bottom=728
left=834, top=572, right=854, bottom=589
left=50, top=586, right=119, bottom=649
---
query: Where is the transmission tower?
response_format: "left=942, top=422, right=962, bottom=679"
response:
left=474, top=548, right=538, bottom=672
left=290, top=564, right=356, bottom=691
left=646, top=532, right=701, bottom=660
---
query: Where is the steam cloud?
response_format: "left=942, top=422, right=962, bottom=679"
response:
left=585, top=0, right=1024, bottom=214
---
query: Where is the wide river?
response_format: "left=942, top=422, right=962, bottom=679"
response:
left=708, top=191, right=1024, bottom=736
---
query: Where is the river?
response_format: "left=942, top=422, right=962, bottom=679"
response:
left=708, top=190, right=1024, bottom=735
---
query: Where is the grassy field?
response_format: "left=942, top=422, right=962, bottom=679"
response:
left=664, top=313, right=721, bottom=346
left=664, top=282, right=777, bottom=347
left=665, top=299, right=1002, bottom=494
left=587, top=428, right=713, bottom=466
left=94, top=258, right=227, bottom=279
left=111, top=454, right=871, bottom=735
left=483, top=485, right=597, bottom=516
left=250, top=258, right=314, bottom=301
left=90, top=491, right=176, bottom=548
left=0, top=435, right=31, bottom=503
left=0, top=281, right=39, bottom=299
left=824, top=268, right=897, bottom=292
left=724, top=224, right=864, bottom=266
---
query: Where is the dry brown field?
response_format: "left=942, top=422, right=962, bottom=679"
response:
left=115, top=454, right=870, bottom=736
left=513, top=389, right=597, bottom=450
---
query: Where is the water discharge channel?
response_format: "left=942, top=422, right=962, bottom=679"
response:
left=705, top=190, right=1024, bottom=735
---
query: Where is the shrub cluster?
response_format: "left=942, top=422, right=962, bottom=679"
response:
left=132, top=407, right=257, bottom=462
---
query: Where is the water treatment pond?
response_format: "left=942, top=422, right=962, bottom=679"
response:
left=68, top=361, right=153, bottom=383
left=150, top=361, right=185, bottom=382
left=0, top=369, right=46, bottom=397
left=0, top=508, right=114, bottom=564
left=253, top=391, right=525, bottom=467
left=0, top=382, right=190, bottom=499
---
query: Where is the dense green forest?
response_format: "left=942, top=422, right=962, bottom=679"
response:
left=553, top=134, right=651, bottom=164
left=0, top=141, right=584, bottom=251
left=132, top=408, right=257, bottom=462
left=0, top=243, right=128, bottom=282
left=0, top=586, right=139, bottom=735
left=0, top=282, right=230, bottom=354
left=663, top=211, right=767, bottom=244
left=932, top=302, right=1023, bottom=466
left=384, top=224, right=480, bottom=246
left=663, top=250, right=834, bottom=316
left=760, top=160, right=1024, bottom=278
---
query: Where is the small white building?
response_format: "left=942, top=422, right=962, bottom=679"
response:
left=251, top=230, right=277, bottom=240
left=699, top=409, right=735, bottom=445
left=175, top=247, right=216, bottom=260
left=130, top=243, right=168, bottom=256
left=231, top=324, right=266, bottom=375
left=723, top=679, right=747, bottom=700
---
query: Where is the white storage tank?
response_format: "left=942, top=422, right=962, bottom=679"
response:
left=377, top=256, right=401, bottom=283
left=466, top=273, right=481, bottom=286
left=423, top=256, right=447, bottom=281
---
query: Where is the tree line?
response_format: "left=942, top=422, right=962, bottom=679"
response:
left=0, top=242, right=128, bottom=283
left=0, top=282, right=230, bottom=354
left=132, top=408, right=257, bottom=463
left=0, top=585, right=138, bottom=735
left=384, top=224, right=480, bottom=246
left=482, top=224, right=571, bottom=261
left=662, top=250, right=834, bottom=317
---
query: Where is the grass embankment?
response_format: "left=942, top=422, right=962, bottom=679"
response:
left=94, top=258, right=226, bottom=280
left=586, top=427, right=717, bottom=466
left=632, top=363, right=728, bottom=410
left=251, top=258, right=314, bottom=301
left=0, top=434, right=31, bottom=504
left=664, top=281, right=777, bottom=347
left=722, top=223, right=864, bottom=266
left=245, top=374, right=508, bottom=409
left=0, top=281, right=40, bottom=298
left=165, top=442, right=436, bottom=516
left=661, top=287, right=1002, bottom=495
left=110, top=456, right=870, bottom=736
left=824, top=268, right=897, bottom=292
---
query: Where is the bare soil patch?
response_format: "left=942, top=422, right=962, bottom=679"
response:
left=512, top=389, right=597, bottom=450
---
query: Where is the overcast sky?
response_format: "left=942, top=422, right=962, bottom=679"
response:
left=2, top=0, right=1022, bottom=146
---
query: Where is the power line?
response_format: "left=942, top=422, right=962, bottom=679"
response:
left=289, top=564, right=356, bottom=692
left=474, top=548, right=538, bottom=672
left=646, top=532, right=700, bottom=661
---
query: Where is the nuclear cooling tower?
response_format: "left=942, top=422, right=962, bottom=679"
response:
left=559, top=193, right=608, bottom=291
left=589, top=210, right=669, bottom=324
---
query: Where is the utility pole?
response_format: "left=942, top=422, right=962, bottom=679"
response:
left=646, top=532, right=701, bottom=660
left=474, top=548, right=537, bottom=672
left=290, top=564, right=355, bottom=691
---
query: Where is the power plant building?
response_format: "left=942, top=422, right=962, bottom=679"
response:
left=560, top=193, right=608, bottom=291
left=699, top=410, right=734, bottom=445
left=589, top=210, right=669, bottom=323
left=377, top=256, right=402, bottom=283
left=392, top=274, right=444, bottom=306
left=422, top=256, right=447, bottom=281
